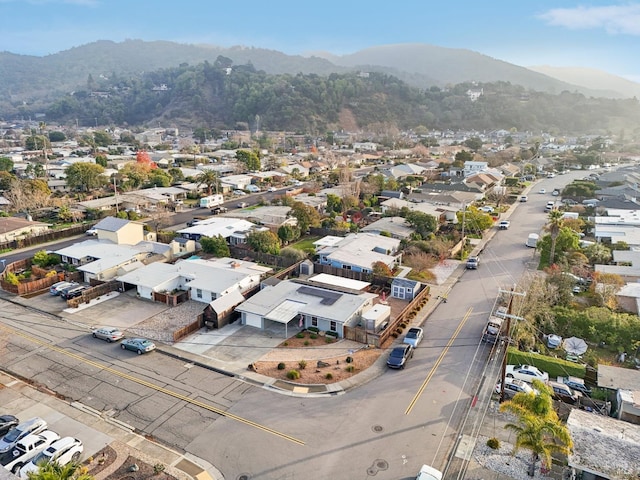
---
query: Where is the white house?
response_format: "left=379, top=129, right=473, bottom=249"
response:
left=176, top=217, right=268, bottom=244
left=317, top=233, right=401, bottom=273
left=463, top=161, right=488, bottom=177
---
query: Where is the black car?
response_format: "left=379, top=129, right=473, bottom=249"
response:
left=0, top=416, right=18, bottom=437
left=60, top=285, right=87, bottom=300
left=387, top=344, right=413, bottom=369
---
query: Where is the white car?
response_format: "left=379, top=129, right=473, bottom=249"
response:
left=538, top=188, right=546, bottom=194
left=267, top=187, right=277, bottom=192
left=0, top=430, right=60, bottom=474
left=0, top=418, right=48, bottom=454
left=505, top=364, right=549, bottom=384
left=498, top=220, right=510, bottom=230
left=19, top=437, right=83, bottom=478
left=496, top=378, right=538, bottom=398
left=478, top=206, right=494, bottom=213
left=403, top=327, right=424, bottom=348
left=85, top=228, right=97, bottom=236
left=92, top=327, right=125, bottom=343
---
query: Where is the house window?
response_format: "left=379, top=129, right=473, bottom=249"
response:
left=196, top=289, right=202, bottom=299
left=330, top=321, right=337, bottom=332
left=311, top=316, right=318, bottom=327
left=342, top=265, right=352, bottom=270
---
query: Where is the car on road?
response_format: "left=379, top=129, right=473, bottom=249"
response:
left=19, top=436, right=84, bottom=478
left=478, top=206, right=494, bottom=213
left=505, top=364, right=549, bottom=383
left=498, top=220, right=510, bottom=230
left=466, top=256, right=479, bottom=269
left=237, top=202, right=248, bottom=208
left=562, top=378, right=592, bottom=396
left=233, top=190, right=247, bottom=196
left=50, top=282, right=77, bottom=296
left=0, top=430, right=60, bottom=474
left=0, top=418, right=48, bottom=454
left=519, top=195, right=528, bottom=202
left=85, top=228, right=97, bottom=236
left=386, top=344, right=413, bottom=369
left=496, top=378, right=538, bottom=398
left=120, top=338, right=156, bottom=355
left=544, top=201, right=556, bottom=212
left=403, top=327, right=424, bottom=348
left=0, top=416, right=19, bottom=437
left=552, top=189, right=560, bottom=196
left=92, top=327, right=125, bottom=343
left=539, top=188, right=546, bottom=194
left=210, top=206, right=228, bottom=215
left=267, top=187, right=277, bottom=192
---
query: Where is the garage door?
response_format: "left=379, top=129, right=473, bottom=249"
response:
left=244, top=313, right=262, bottom=329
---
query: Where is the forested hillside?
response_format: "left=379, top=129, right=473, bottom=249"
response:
left=40, top=60, right=640, bottom=135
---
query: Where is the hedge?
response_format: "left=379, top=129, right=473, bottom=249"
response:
left=507, top=347, right=586, bottom=379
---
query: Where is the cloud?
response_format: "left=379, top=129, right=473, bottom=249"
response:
left=538, top=3, right=640, bottom=35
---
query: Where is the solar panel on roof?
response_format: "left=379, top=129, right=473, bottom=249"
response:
left=296, top=285, right=342, bottom=305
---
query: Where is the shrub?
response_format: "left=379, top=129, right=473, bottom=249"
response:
left=391, top=333, right=398, bottom=338
left=5, top=271, right=19, bottom=286
left=346, top=356, right=353, bottom=363
left=486, top=437, right=500, bottom=450
left=298, top=360, right=307, bottom=370
left=326, top=331, right=339, bottom=338
left=277, top=362, right=286, bottom=370
left=396, top=328, right=403, bottom=335
left=310, top=333, right=318, bottom=339
left=287, top=369, right=300, bottom=380
left=325, top=373, right=333, bottom=380
left=154, top=463, right=166, bottom=474
left=296, top=332, right=305, bottom=338
left=307, top=326, right=319, bottom=333
left=325, top=337, right=334, bottom=343
left=283, top=342, right=289, bottom=346
left=304, top=340, right=310, bottom=346
left=345, top=365, right=355, bottom=372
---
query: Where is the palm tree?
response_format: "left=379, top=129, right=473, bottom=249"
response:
left=500, top=380, right=573, bottom=475
left=26, top=461, right=94, bottom=480
left=546, top=210, right=565, bottom=265
left=195, top=169, right=219, bottom=196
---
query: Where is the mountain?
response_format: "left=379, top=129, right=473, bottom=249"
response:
left=528, top=65, right=640, bottom=99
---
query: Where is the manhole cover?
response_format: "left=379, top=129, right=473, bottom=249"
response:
left=372, top=424, right=383, bottom=433
left=237, top=475, right=249, bottom=480
left=375, top=460, right=389, bottom=470
left=366, top=467, right=378, bottom=476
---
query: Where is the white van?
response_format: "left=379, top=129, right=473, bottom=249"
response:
left=526, top=233, right=539, bottom=248
left=416, top=465, right=443, bottom=480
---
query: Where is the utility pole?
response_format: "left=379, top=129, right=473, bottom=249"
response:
left=460, top=202, right=467, bottom=259
left=499, top=285, right=526, bottom=402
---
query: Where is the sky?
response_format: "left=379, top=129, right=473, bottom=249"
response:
left=1, top=0, right=639, bottom=82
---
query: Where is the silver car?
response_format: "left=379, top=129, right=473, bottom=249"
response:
left=92, top=327, right=124, bottom=343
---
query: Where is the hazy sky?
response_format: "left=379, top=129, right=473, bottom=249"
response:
left=1, top=0, right=639, bottom=81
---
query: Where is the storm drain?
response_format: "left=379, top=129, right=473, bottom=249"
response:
left=372, top=424, right=384, bottom=433
left=367, top=459, right=389, bottom=476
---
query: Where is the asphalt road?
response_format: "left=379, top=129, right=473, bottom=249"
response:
left=0, top=171, right=592, bottom=479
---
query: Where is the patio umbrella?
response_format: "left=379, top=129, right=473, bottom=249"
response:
left=563, top=337, right=588, bottom=356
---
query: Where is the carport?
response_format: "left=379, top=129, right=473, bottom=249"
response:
left=264, top=299, right=306, bottom=338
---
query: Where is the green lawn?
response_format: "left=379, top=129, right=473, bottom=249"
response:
left=291, top=236, right=321, bottom=251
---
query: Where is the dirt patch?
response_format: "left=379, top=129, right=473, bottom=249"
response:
left=84, top=445, right=119, bottom=477
left=110, top=455, right=178, bottom=480
left=252, top=331, right=384, bottom=384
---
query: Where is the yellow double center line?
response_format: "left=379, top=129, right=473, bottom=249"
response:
left=1, top=325, right=305, bottom=446
left=405, top=307, right=473, bottom=415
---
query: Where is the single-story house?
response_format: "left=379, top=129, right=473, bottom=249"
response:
left=598, top=364, right=640, bottom=425
left=317, top=233, right=401, bottom=273
left=361, top=217, right=414, bottom=240
left=567, top=409, right=640, bottom=479
left=176, top=217, right=268, bottom=244
left=0, top=217, right=50, bottom=243
left=234, top=278, right=377, bottom=338
left=117, top=257, right=270, bottom=304
left=219, top=174, right=254, bottom=190
left=223, top=205, right=297, bottom=229
left=391, top=278, right=422, bottom=300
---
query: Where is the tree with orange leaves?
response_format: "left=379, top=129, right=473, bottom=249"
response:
left=136, top=150, right=157, bottom=169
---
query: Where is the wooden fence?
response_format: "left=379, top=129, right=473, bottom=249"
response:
left=228, top=245, right=299, bottom=268
left=66, top=280, right=120, bottom=308
left=0, top=224, right=93, bottom=252
left=0, top=258, right=65, bottom=295
left=173, top=315, right=204, bottom=342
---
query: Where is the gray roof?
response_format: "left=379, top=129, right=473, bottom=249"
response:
left=392, top=278, right=420, bottom=288
left=567, top=409, right=640, bottom=478
left=598, top=364, right=640, bottom=391
left=94, top=216, right=132, bottom=232
left=235, top=279, right=377, bottom=323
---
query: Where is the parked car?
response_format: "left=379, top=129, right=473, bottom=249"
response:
left=496, top=378, right=538, bottom=399
left=539, top=188, right=546, bottom=194
left=498, top=220, right=510, bottom=230
left=562, top=377, right=592, bottom=396
left=233, top=190, right=246, bottom=196
left=387, top=344, right=413, bottom=369
left=19, top=436, right=83, bottom=478
left=92, top=327, right=124, bottom=343
left=0, top=416, right=19, bottom=437
left=210, top=206, right=228, bottom=215
left=85, top=228, right=97, bottom=236
left=267, top=187, right=277, bottom=192
left=403, top=327, right=424, bottom=348
left=237, top=202, right=248, bottom=208
left=466, top=256, right=479, bottom=269
left=50, top=282, right=77, bottom=296
left=0, top=431, right=60, bottom=474
left=548, top=381, right=582, bottom=405
left=120, top=338, right=156, bottom=355
left=416, top=464, right=443, bottom=480
left=0, top=418, right=48, bottom=454
left=519, top=195, right=528, bottom=202
left=478, top=206, right=494, bottom=213
left=60, top=285, right=87, bottom=300
left=505, top=364, right=549, bottom=383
